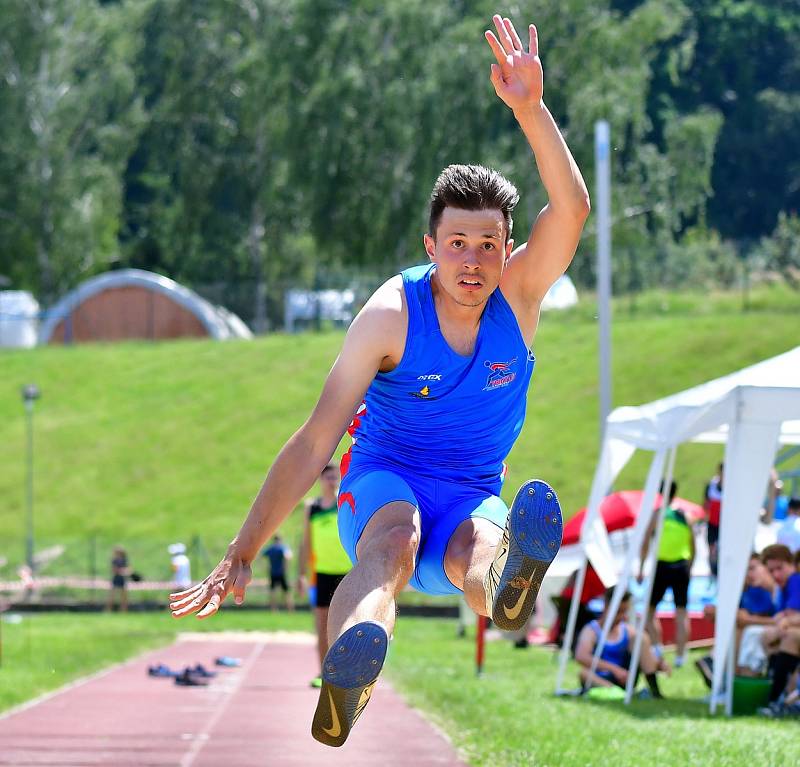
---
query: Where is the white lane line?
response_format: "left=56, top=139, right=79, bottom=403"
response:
left=179, top=641, right=265, bottom=767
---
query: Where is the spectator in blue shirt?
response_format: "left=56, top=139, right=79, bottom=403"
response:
left=736, top=553, right=777, bottom=677
left=760, top=544, right=800, bottom=706
left=263, top=535, right=294, bottom=612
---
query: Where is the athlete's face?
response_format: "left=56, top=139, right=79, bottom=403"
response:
left=424, top=207, right=513, bottom=308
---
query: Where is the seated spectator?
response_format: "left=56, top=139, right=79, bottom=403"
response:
left=777, top=498, right=800, bottom=554
left=736, top=553, right=777, bottom=677
left=575, top=588, right=665, bottom=698
left=759, top=544, right=800, bottom=708
left=552, top=564, right=605, bottom=650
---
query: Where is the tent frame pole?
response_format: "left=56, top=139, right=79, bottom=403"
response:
left=589, top=449, right=667, bottom=682
left=624, top=446, right=677, bottom=703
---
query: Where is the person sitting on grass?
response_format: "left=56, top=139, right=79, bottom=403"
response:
left=575, top=588, right=666, bottom=698
left=735, top=552, right=778, bottom=677
left=696, top=551, right=780, bottom=688
left=759, top=543, right=800, bottom=712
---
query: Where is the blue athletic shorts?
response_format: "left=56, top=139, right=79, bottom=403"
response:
left=337, top=460, right=508, bottom=595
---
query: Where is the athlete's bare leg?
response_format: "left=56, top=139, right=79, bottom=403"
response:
left=446, top=480, right=563, bottom=632
left=326, top=501, right=421, bottom=645
left=444, top=517, right=503, bottom=615
left=315, top=607, right=329, bottom=669
left=313, top=502, right=419, bottom=746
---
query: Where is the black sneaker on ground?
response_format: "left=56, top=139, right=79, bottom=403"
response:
left=485, top=479, right=563, bottom=632
left=174, top=668, right=210, bottom=686
left=311, top=621, right=388, bottom=748
left=191, top=664, right=216, bottom=678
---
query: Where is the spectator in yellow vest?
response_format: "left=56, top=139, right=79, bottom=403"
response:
left=639, top=480, right=695, bottom=668
left=298, top=464, right=353, bottom=688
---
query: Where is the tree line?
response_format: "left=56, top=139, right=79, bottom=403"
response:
left=1, top=0, right=798, bottom=324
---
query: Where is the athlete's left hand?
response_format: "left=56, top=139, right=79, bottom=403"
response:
left=169, top=551, right=252, bottom=619
left=485, top=14, right=543, bottom=112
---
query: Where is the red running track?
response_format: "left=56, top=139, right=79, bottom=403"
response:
left=0, top=635, right=469, bottom=767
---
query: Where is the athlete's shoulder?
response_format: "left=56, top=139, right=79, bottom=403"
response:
left=366, top=274, right=405, bottom=314
left=350, top=275, right=406, bottom=340
left=341, top=275, right=407, bottom=372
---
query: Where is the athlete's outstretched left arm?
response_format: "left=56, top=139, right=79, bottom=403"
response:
left=486, top=15, right=590, bottom=306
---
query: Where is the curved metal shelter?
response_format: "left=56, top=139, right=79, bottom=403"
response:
left=39, top=269, right=252, bottom=344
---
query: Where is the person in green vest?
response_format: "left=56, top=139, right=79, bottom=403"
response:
left=639, top=480, right=695, bottom=668
left=298, top=463, right=353, bottom=688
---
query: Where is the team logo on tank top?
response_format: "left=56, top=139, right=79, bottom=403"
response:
left=483, top=358, right=517, bottom=390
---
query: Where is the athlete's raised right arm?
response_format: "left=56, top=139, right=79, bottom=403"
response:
left=170, top=278, right=406, bottom=618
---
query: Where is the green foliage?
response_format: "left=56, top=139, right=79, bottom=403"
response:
left=0, top=0, right=145, bottom=301
left=647, top=0, right=800, bottom=240
left=661, top=225, right=740, bottom=290
left=755, top=211, right=800, bottom=288
left=1, top=0, right=799, bottom=305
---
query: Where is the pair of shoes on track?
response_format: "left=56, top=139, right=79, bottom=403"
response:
left=148, top=663, right=217, bottom=683
left=311, top=479, right=563, bottom=747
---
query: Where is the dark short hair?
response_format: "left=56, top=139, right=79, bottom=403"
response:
left=321, top=463, right=337, bottom=476
left=604, top=587, right=631, bottom=604
left=761, top=543, right=793, bottom=565
left=788, top=497, right=800, bottom=512
left=660, top=480, right=677, bottom=502
left=428, top=164, right=519, bottom=241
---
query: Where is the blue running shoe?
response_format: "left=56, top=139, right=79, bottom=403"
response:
left=485, top=479, right=563, bottom=631
left=311, top=621, right=388, bottom=747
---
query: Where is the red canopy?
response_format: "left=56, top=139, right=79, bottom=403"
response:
left=562, top=490, right=704, bottom=546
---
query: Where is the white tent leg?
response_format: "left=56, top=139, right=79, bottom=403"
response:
left=726, top=634, right=735, bottom=716
left=590, top=448, right=667, bottom=680
left=625, top=446, right=677, bottom=704
left=709, top=407, right=782, bottom=714
left=555, top=557, right=588, bottom=694
left=556, top=435, right=636, bottom=694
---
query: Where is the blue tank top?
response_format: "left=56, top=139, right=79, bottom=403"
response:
left=348, top=264, right=535, bottom=493
left=589, top=620, right=629, bottom=669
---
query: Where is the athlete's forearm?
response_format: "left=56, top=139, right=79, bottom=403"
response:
left=228, top=429, right=333, bottom=564
left=513, top=101, right=589, bottom=215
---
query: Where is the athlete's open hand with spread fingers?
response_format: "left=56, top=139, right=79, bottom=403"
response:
left=169, top=550, right=252, bottom=619
left=485, top=14, right=543, bottom=112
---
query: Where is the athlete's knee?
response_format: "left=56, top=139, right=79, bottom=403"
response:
left=447, top=518, right=501, bottom=560
left=363, top=523, right=419, bottom=575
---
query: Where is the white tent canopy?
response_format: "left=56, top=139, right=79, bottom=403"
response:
left=555, top=346, right=800, bottom=714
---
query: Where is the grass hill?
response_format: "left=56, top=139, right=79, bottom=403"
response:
left=0, top=285, right=798, bottom=581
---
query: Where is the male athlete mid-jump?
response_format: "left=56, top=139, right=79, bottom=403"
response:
left=171, top=14, right=589, bottom=747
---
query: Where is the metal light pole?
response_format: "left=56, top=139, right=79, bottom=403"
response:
left=594, top=121, right=612, bottom=442
left=22, top=384, right=40, bottom=572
